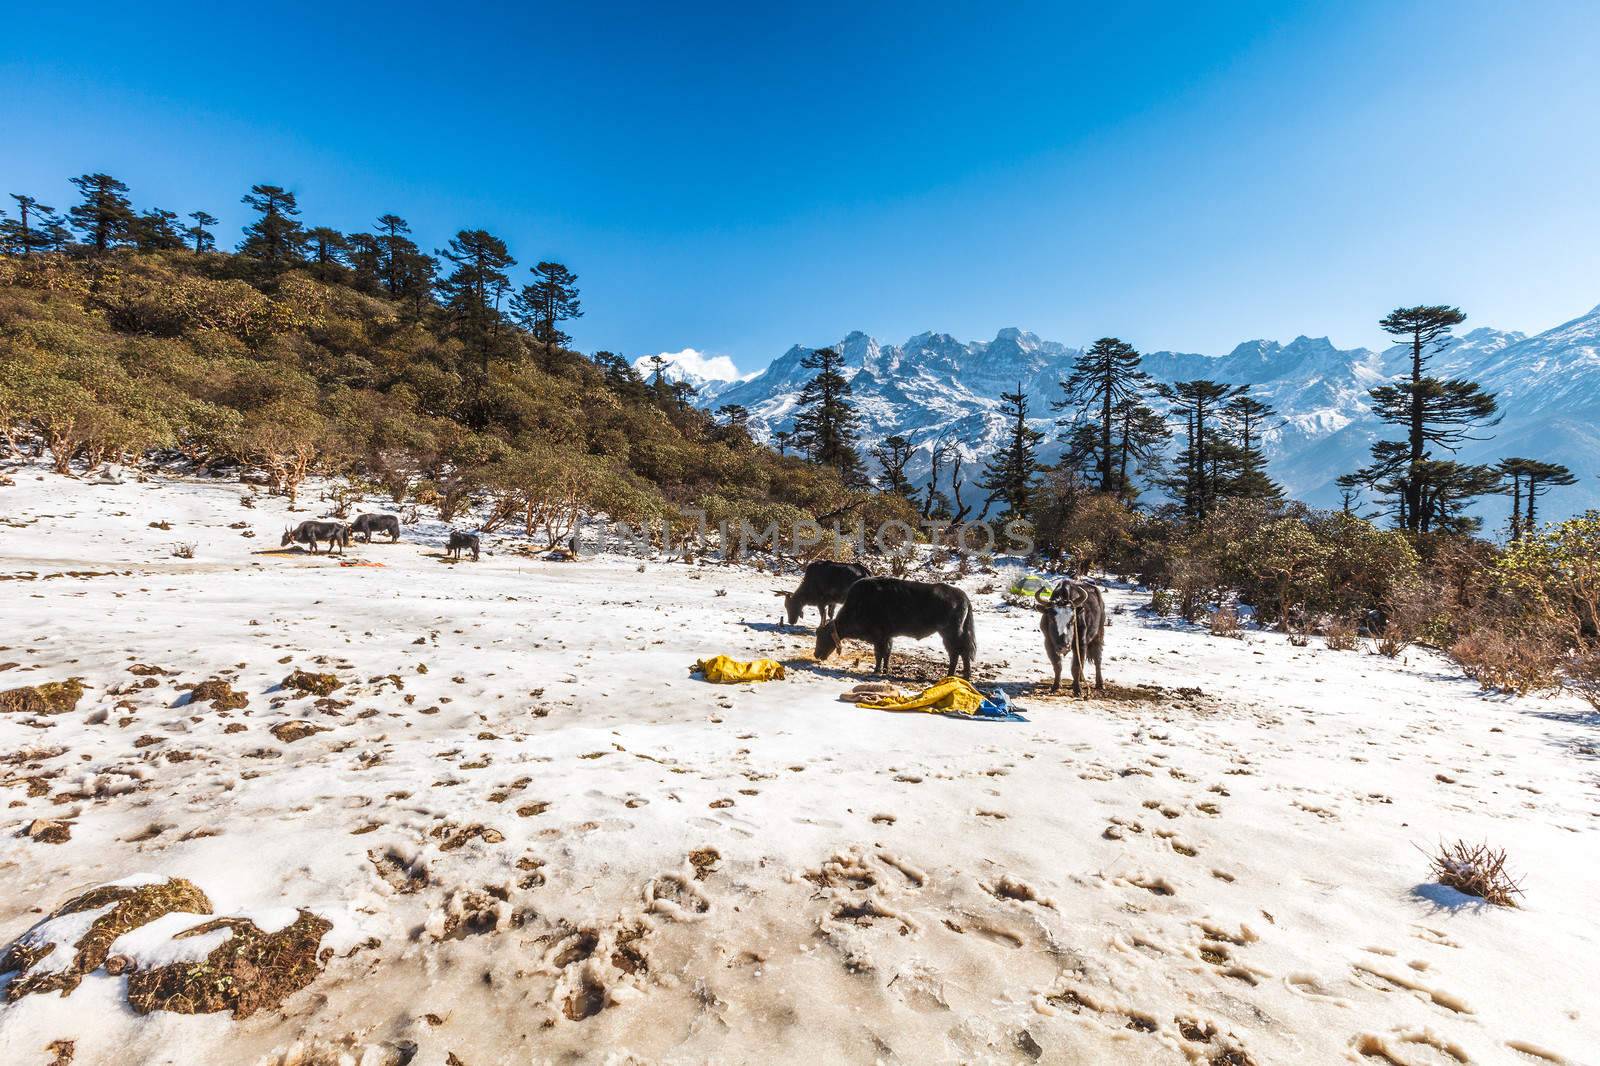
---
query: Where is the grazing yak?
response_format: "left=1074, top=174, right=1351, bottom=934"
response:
left=815, top=577, right=976, bottom=679
left=1036, top=579, right=1106, bottom=695
left=281, top=520, right=350, bottom=555
left=446, top=531, right=480, bottom=561
left=351, top=513, right=402, bottom=543
left=779, top=560, right=869, bottom=625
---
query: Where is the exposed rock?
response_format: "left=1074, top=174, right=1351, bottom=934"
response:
left=24, top=819, right=72, bottom=844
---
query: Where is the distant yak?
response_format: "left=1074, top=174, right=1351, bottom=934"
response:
left=777, top=560, right=869, bottom=626
left=281, top=520, right=349, bottom=555
left=815, top=577, right=976, bottom=679
left=350, top=513, right=402, bottom=543
left=446, top=531, right=480, bottom=562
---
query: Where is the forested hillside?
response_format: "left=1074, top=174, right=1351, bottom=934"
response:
left=0, top=177, right=904, bottom=545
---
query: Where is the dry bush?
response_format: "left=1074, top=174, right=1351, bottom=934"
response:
left=1323, top=618, right=1359, bottom=651
left=1170, top=553, right=1216, bottom=623
left=1209, top=606, right=1241, bottom=639
left=1451, top=626, right=1564, bottom=695
left=1425, top=840, right=1523, bottom=907
left=1567, top=643, right=1600, bottom=710
left=1380, top=574, right=1459, bottom=657
left=170, top=542, right=196, bottom=559
left=1287, top=630, right=1310, bottom=647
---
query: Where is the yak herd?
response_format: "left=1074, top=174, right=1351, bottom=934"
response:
left=275, top=516, right=1107, bottom=695
left=785, top=560, right=1107, bottom=696
left=279, top=513, right=402, bottom=554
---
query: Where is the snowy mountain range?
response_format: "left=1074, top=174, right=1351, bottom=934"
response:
left=673, top=304, right=1600, bottom=526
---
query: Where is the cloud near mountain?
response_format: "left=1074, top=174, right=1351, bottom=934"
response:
left=634, top=347, right=747, bottom=383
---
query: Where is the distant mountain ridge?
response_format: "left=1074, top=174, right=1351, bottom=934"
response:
left=685, top=306, right=1600, bottom=525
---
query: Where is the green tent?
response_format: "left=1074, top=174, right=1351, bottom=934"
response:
left=1006, top=574, right=1055, bottom=601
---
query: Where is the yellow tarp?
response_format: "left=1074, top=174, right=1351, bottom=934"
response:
left=856, top=676, right=987, bottom=715
left=691, top=655, right=787, bottom=683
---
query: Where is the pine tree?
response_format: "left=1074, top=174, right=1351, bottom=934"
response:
left=979, top=384, right=1044, bottom=521
left=792, top=347, right=863, bottom=483
left=1409, top=459, right=1502, bottom=535
left=305, top=226, right=349, bottom=265
left=67, top=173, right=134, bottom=252
left=1111, top=396, right=1170, bottom=498
left=36, top=211, right=71, bottom=251
left=1352, top=305, right=1499, bottom=533
left=132, top=208, right=185, bottom=251
left=436, top=229, right=516, bottom=426
left=871, top=434, right=916, bottom=498
left=643, top=353, right=670, bottom=392
left=374, top=215, right=417, bottom=296
left=1221, top=393, right=1281, bottom=501
left=715, top=404, right=753, bottom=446
left=1499, top=458, right=1577, bottom=538
left=185, top=211, right=219, bottom=253
left=2, top=194, right=57, bottom=256
left=772, top=429, right=795, bottom=457
left=514, top=261, right=582, bottom=363
left=1335, top=473, right=1363, bottom=515
left=1054, top=337, right=1149, bottom=493
left=238, top=184, right=305, bottom=266
left=1157, top=379, right=1246, bottom=520
left=1522, top=460, right=1577, bottom=533
left=592, top=352, right=648, bottom=404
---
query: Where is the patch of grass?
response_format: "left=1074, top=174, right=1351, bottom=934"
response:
left=688, top=847, right=721, bottom=880
left=0, top=679, right=85, bottom=715
left=124, top=909, right=332, bottom=1018
left=270, top=720, right=328, bottom=743
left=189, top=679, right=248, bottom=710
left=282, top=670, right=342, bottom=697
left=3, top=878, right=213, bottom=1000
left=1425, top=840, right=1524, bottom=907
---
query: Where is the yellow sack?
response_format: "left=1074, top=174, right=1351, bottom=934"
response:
left=691, top=655, right=787, bottom=683
left=856, top=676, right=986, bottom=715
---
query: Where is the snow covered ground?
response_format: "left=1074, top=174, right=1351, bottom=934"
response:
left=0, top=463, right=1596, bottom=1065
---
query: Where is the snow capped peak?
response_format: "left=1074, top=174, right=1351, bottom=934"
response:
left=992, top=326, right=1040, bottom=348
left=696, top=307, right=1600, bottom=522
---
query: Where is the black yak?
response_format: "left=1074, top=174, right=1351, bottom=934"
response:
left=815, top=577, right=976, bottom=679
left=351, top=513, right=402, bottom=543
left=778, top=560, right=869, bottom=625
left=447, top=531, right=480, bottom=561
left=281, top=520, right=349, bottom=555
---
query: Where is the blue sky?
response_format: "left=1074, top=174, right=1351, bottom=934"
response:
left=3, top=1, right=1598, bottom=374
